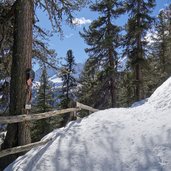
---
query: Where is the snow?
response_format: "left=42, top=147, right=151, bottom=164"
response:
left=32, top=81, right=40, bottom=89
left=34, top=63, right=84, bottom=83
left=49, top=77, right=62, bottom=84
left=0, top=131, right=6, bottom=148
left=131, top=98, right=148, bottom=107
left=118, top=56, right=127, bottom=71
left=5, top=77, right=171, bottom=171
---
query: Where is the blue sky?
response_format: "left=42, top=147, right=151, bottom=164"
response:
left=36, top=0, right=170, bottom=68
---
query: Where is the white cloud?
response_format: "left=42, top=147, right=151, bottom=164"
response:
left=65, top=33, right=74, bottom=39
left=72, top=17, right=92, bottom=26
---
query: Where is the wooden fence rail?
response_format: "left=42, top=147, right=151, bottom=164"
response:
left=76, top=102, right=99, bottom=113
left=0, top=102, right=99, bottom=158
left=0, top=138, right=52, bottom=158
left=0, top=108, right=80, bottom=124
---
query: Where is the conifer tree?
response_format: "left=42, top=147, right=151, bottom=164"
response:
left=123, top=0, right=155, bottom=101
left=32, top=64, right=54, bottom=141
left=78, top=57, right=108, bottom=109
left=60, top=49, right=77, bottom=108
left=117, top=70, right=135, bottom=107
left=152, top=5, right=171, bottom=79
left=59, top=49, right=77, bottom=126
left=36, top=65, right=53, bottom=112
left=142, top=4, right=171, bottom=97
left=78, top=58, right=99, bottom=107
left=80, top=0, right=124, bottom=108
left=2, top=0, right=34, bottom=155
left=1, top=0, right=88, bottom=169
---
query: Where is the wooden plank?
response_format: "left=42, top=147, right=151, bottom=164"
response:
left=0, top=138, right=52, bottom=158
left=76, top=102, right=99, bottom=112
left=0, top=108, right=80, bottom=124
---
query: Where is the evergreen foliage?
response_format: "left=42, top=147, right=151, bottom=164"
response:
left=151, top=5, right=171, bottom=80
left=0, top=2, right=13, bottom=112
left=80, top=0, right=124, bottom=108
left=32, top=65, right=54, bottom=142
left=1, top=1, right=171, bottom=169
left=78, top=58, right=99, bottom=108
left=0, top=0, right=88, bottom=169
left=141, top=4, right=171, bottom=97
left=59, top=49, right=77, bottom=127
left=60, top=49, right=77, bottom=108
left=36, top=66, right=53, bottom=112
left=117, top=70, right=135, bottom=107
left=123, top=0, right=155, bottom=101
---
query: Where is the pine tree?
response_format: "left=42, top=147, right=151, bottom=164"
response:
left=2, top=0, right=34, bottom=152
left=78, top=57, right=108, bottom=109
left=80, top=0, right=124, bottom=108
left=123, top=0, right=155, bottom=102
left=117, top=70, right=135, bottom=107
left=32, top=65, right=54, bottom=142
left=1, top=0, right=88, bottom=169
left=37, top=66, right=53, bottom=112
left=60, top=50, right=77, bottom=108
left=78, top=58, right=98, bottom=107
left=143, top=5, right=171, bottom=97
left=59, top=49, right=77, bottom=126
left=0, top=1, right=13, bottom=82
left=152, top=5, right=171, bottom=78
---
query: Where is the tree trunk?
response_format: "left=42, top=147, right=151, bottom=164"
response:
left=107, top=15, right=116, bottom=108
left=108, top=46, right=116, bottom=108
left=135, top=63, right=141, bottom=101
left=0, top=0, right=33, bottom=169
left=135, top=0, right=143, bottom=101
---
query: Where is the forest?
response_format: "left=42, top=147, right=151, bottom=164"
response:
left=0, top=0, right=170, bottom=170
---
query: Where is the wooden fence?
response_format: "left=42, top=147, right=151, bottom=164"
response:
left=76, top=102, right=99, bottom=113
left=0, top=102, right=99, bottom=158
left=0, top=108, right=80, bottom=124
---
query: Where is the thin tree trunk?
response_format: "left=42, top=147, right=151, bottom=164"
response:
left=109, top=50, right=116, bottom=108
left=135, top=0, right=143, bottom=101
left=0, top=0, right=33, bottom=169
left=135, top=63, right=141, bottom=101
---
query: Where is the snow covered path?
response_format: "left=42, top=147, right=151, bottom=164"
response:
left=5, top=77, right=171, bottom=171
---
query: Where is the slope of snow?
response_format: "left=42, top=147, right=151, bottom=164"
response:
left=5, top=77, right=171, bottom=171
left=147, top=78, right=171, bottom=111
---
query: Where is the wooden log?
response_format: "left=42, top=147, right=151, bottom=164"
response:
left=0, top=108, right=80, bottom=124
left=76, top=102, right=99, bottom=112
left=0, top=138, right=52, bottom=158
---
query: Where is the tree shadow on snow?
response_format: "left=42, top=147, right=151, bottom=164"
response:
left=134, top=128, right=171, bottom=171
left=6, top=120, right=171, bottom=171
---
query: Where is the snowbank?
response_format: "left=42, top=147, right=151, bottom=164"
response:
left=5, top=77, right=171, bottom=171
left=147, top=77, right=171, bottom=110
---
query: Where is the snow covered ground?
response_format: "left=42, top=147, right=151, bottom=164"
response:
left=5, top=77, right=171, bottom=171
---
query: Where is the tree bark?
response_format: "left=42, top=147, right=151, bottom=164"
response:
left=0, top=0, right=33, bottom=169
left=109, top=52, right=116, bottom=108
left=107, top=10, right=116, bottom=108
left=135, top=63, right=142, bottom=101
left=135, top=0, right=143, bottom=101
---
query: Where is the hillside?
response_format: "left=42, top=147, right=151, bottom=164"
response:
left=34, top=63, right=84, bottom=83
left=5, top=77, right=171, bottom=171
